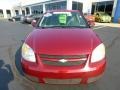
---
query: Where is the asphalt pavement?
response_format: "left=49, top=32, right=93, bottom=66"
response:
left=0, top=20, right=120, bottom=90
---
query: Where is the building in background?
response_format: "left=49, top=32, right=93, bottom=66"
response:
left=0, top=1, right=26, bottom=19
left=113, top=0, right=120, bottom=23
left=0, top=0, right=120, bottom=23
left=0, top=3, right=13, bottom=19
left=22, top=0, right=114, bottom=15
left=22, top=0, right=119, bottom=22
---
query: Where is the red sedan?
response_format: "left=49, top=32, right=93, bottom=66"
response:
left=84, top=14, right=95, bottom=26
left=21, top=10, right=106, bottom=84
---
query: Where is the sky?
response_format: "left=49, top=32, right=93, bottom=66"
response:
left=19, top=0, right=49, bottom=6
left=0, top=0, right=19, bottom=4
left=0, top=0, right=49, bottom=8
left=0, top=0, right=19, bottom=8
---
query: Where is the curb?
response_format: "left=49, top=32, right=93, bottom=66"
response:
left=95, top=22, right=120, bottom=28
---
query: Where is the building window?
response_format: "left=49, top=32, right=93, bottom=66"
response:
left=31, top=5, right=43, bottom=15
left=6, top=10, right=11, bottom=17
left=92, top=1, right=113, bottom=15
left=26, top=7, right=30, bottom=15
left=45, top=1, right=67, bottom=11
left=0, top=9, right=3, bottom=14
left=15, top=10, right=19, bottom=15
left=98, top=2, right=105, bottom=12
left=105, top=2, right=113, bottom=15
left=22, top=10, right=25, bottom=15
left=91, top=4, right=95, bottom=14
left=0, top=9, right=4, bottom=18
left=6, top=10, right=11, bottom=14
left=72, top=1, right=83, bottom=12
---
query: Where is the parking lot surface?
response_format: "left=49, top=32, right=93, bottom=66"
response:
left=0, top=20, right=120, bottom=90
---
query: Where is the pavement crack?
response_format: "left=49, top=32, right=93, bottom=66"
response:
left=7, top=47, right=19, bottom=79
left=106, top=36, right=120, bottom=49
left=7, top=46, right=36, bottom=89
left=0, top=42, right=22, bottom=48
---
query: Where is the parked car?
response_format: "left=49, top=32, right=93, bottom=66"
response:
left=8, top=15, right=24, bottom=22
left=94, top=12, right=111, bottom=23
left=22, top=14, right=42, bottom=24
left=21, top=14, right=34, bottom=24
left=21, top=10, right=106, bottom=84
left=32, top=14, right=43, bottom=22
left=84, top=13, right=95, bottom=26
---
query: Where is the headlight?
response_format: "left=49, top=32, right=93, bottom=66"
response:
left=91, top=43, right=105, bottom=63
left=22, top=43, right=36, bottom=62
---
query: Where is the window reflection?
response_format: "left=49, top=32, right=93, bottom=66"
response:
left=45, top=1, right=66, bottom=11
left=31, top=5, right=43, bottom=15
left=92, top=1, right=113, bottom=15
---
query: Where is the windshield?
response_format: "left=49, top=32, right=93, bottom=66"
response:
left=38, top=11, right=88, bottom=28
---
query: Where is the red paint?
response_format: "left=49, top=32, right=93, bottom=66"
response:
left=21, top=10, right=106, bottom=84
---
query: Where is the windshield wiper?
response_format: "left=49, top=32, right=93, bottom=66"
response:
left=39, top=26, right=67, bottom=28
left=38, top=25, right=88, bottom=29
left=65, top=26, right=88, bottom=28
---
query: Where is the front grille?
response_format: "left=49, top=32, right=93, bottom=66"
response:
left=44, top=78, right=81, bottom=84
left=40, top=54, right=88, bottom=66
left=42, top=60, right=86, bottom=66
left=40, top=54, right=87, bottom=59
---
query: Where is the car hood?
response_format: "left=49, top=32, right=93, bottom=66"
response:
left=26, top=28, right=100, bottom=55
left=101, top=15, right=111, bottom=18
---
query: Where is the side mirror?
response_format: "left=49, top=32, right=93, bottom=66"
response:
left=31, top=20, right=37, bottom=27
left=88, top=20, right=95, bottom=28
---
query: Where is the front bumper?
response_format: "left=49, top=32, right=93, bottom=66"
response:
left=101, top=18, right=111, bottom=22
left=21, top=58, right=106, bottom=84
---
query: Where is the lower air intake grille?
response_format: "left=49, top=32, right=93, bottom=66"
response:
left=44, top=78, right=81, bottom=84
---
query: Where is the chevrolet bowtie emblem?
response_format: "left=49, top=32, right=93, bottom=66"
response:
left=59, top=59, right=67, bottom=63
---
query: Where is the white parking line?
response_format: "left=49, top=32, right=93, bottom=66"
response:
left=93, top=25, right=107, bottom=30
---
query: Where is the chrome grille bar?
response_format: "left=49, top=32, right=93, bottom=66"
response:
left=40, top=54, right=87, bottom=59
left=42, top=60, right=86, bottom=66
